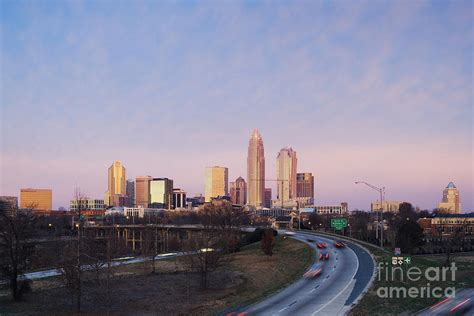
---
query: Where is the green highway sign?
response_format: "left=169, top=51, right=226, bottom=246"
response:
left=330, top=218, right=348, bottom=230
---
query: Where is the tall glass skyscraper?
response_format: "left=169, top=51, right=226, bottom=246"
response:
left=247, top=128, right=265, bottom=208
left=276, top=147, right=297, bottom=205
left=104, top=160, right=126, bottom=207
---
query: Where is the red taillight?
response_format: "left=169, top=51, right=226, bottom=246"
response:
left=450, top=298, right=471, bottom=312
left=430, top=297, right=452, bottom=310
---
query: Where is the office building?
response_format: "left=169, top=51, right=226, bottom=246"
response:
left=437, top=182, right=461, bottom=213
left=297, top=172, right=314, bottom=200
left=276, top=147, right=297, bottom=205
left=149, top=178, right=173, bottom=209
left=20, top=188, right=52, bottom=211
left=104, top=160, right=126, bottom=207
left=70, top=198, right=105, bottom=211
left=264, top=188, right=272, bottom=208
left=306, top=203, right=348, bottom=215
left=135, top=176, right=152, bottom=207
left=205, top=166, right=228, bottom=202
left=247, top=128, right=265, bottom=208
left=230, top=177, right=247, bottom=206
left=0, top=196, right=18, bottom=209
left=126, top=179, right=135, bottom=207
left=173, top=188, right=187, bottom=209
left=371, top=200, right=403, bottom=213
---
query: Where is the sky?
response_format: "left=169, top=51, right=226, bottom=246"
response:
left=1, top=0, right=472, bottom=211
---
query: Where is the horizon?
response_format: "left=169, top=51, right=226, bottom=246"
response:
left=1, top=1, right=472, bottom=212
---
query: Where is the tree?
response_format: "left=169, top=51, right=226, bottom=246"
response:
left=395, top=219, right=425, bottom=254
left=199, top=202, right=249, bottom=253
left=436, top=223, right=467, bottom=266
left=398, top=202, right=418, bottom=222
left=60, top=188, right=86, bottom=312
left=261, top=229, right=275, bottom=256
left=181, top=229, right=224, bottom=289
left=350, top=211, right=370, bottom=240
left=0, top=201, right=36, bottom=300
left=307, top=213, right=323, bottom=230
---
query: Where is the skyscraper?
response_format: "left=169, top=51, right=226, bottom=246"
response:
left=437, top=182, right=461, bottom=213
left=20, top=188, right=52, bottom=211
left=230, top=177, right=246, bottom=206
left=104, top=160, right=126, bottom=207
left=247, top=128, right=265, bottom=208
left=135, top=176, right=152, bottom=207
left=264, top=188, right=272, bottom=209
left=276, top=147, right=297, bottom=205
left=296, top=172, right=314, bottom=206
left=126, top=179, right=135, bottom=207
left=149, top=178, right=173, bottom=209
left=205, top=166, right=229, bottom=202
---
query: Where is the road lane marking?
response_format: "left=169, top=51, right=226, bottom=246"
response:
left=311, top=247, right=359, bottom=316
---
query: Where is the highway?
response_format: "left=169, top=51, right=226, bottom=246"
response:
left=231, top=231, right=375, bottom=315
left=417, top=288, right=474, bottom=315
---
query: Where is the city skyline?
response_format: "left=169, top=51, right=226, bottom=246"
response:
left=1, top=1, right=472, bottom=211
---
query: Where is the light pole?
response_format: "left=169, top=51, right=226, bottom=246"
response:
left=355, top=181, right=385, bottom=249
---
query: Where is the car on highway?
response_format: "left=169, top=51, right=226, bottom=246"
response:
left=319, top=251, right=329, bottom=260
left=316, top=242, right=327, bottom=249
left=335, top=241, right=346, bottom=248
left=304, top=263, right=323, bottom=278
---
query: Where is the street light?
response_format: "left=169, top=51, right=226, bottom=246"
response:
left=355, top=181, right=385, bottom=249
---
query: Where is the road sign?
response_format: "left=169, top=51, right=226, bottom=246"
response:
left=330, top=218, right=348, bottom=230
left=394, top=247, right=401, bottom=256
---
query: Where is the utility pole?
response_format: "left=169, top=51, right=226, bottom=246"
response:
left=355, top=181, right=385, bottom=249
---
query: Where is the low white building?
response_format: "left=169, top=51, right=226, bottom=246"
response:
left=105, top=206, right=164, bottom=218
left=302, top=203, right=348, bottom=215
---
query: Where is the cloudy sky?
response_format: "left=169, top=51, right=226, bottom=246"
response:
left=1, top=0, right=472, bottom=211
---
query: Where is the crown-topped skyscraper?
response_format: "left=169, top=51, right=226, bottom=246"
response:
left=247, top=128, right=265, bottom=208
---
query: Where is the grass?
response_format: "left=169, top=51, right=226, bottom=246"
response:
left=219, top=236, right=314, bottom=311
left=350, top=244, right=474, bottom=316
left=0, top=236, right=314, bottom=315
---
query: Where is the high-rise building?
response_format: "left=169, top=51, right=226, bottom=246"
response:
left=173, top=188, right=187, bottom=209
left=264, top=188, right=272, bottom=209
left=296, top=172, right=314, bottom=206
left=135, top=176, right=152, bottom=207
left=20, top=188, right=52, bottom=211
left=230, top=177, right=246, bottom=206
left=0, top=196, right=18, bottom=209
left=104, top=160, right=126, bottom=207
left=204, top=166, right=229, bottom=202
left=438, top=182, right=461, bottom=213
left=247, top=128, right=265, bottom=208
left=276, top=147, right=297, bottom=205
left=149, top=178, right=173, bottom=209
left=126, top=179, right=135, bottom=207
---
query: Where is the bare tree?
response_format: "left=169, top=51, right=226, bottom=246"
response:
left=181, top=229, right=224, bottom=289
left=60, top=188, right=86, bottom=312
left=261, top=228, right=275, bottom=256
left=200, top=202, right=249, bottom=253
left=436, top=224, right=467, bottom=266
left=0, top=201, right=36, bottom=300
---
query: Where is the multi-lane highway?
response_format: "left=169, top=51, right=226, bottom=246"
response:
left=232, top=231, right=375, bottom=315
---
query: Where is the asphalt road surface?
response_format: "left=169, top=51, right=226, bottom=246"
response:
left=229, top=231, right=375, bottom=316
left=417, top=288, right=474, bottom=315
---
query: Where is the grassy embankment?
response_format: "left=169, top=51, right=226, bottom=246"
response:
left=350, top=243, right=474, bottom=315
left=0, top=236, right=314, bottom=315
